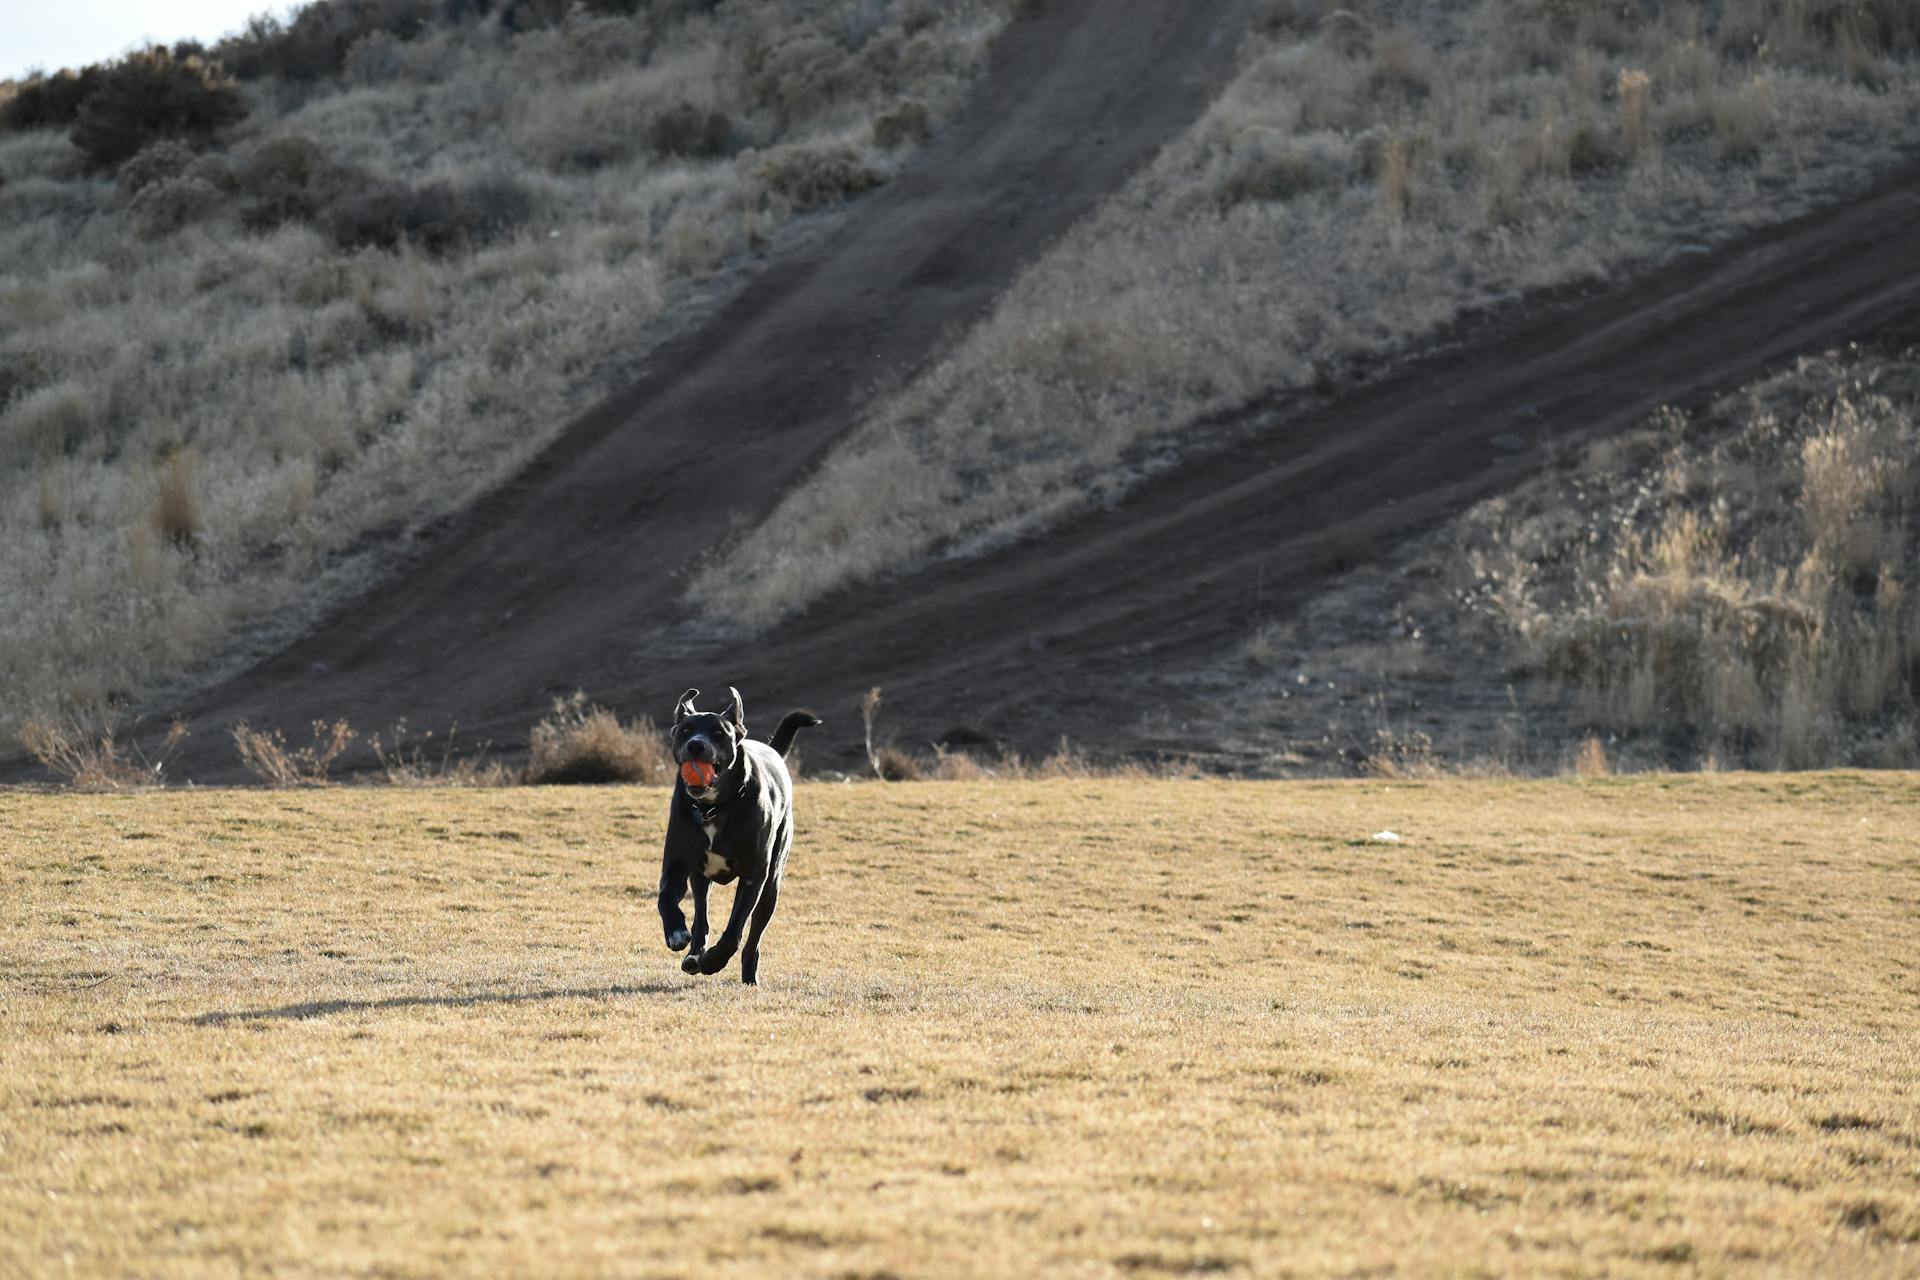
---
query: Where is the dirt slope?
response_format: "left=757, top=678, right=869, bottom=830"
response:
left=146, top=0, right=1261, bottom=778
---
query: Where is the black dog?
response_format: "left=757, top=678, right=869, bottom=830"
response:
left=658, top=687, right=819, bottom=985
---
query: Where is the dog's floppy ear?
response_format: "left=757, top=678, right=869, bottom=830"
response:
left=673, top=688, right=699, bottom=721
left=722, top=686, right=746, bottom=735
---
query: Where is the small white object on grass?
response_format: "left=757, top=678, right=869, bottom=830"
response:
left=1371, top=830, right=1403, bottom=843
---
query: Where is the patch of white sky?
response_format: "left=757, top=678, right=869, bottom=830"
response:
left=5, top=2, right=293, bottom=81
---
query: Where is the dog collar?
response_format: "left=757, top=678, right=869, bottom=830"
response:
left=685, top=792, right=729, bottom=825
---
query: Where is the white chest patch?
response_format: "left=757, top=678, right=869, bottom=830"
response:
left=704, top=850, right=729, bottom=878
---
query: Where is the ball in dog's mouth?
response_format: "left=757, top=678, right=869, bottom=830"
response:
left=680, top=760, right=717, bottom=789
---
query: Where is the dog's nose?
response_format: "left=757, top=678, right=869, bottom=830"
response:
left=687, top=739, right=711, bottom=762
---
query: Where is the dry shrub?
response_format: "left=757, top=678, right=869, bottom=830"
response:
left=69, top=47, right=245, bottom=169
left=128, top=176, right=221, bottom=238
left=0, top=66, right=105, bottom=131
left=525, top=692, right=672, bottom=785
left=1212, top=131, right=1349, bottom=209
left=21, top=714, right=187, bottom=790
left=117, top=140, right=196, bottom=196
left=1243, top=622, right=1285, bottom=668
left=1799, top=402, right=1905, bottom=573
left=1566, top=119, right=1623, bottom=174
left=872, top=98, right=931, bottom=149
left=749, top=31, right=857, bottom=128
left=661, top=215, right=723, bottom=275
left=1320, top=9, right=1375, bottom=57
left=1363, top=725, right=1444, bottom=779
left=646, top=102, right=739, bottom=159
left=1572, top=734, right=1611, bottom=776
left=754, top=142, right=884, bottom=210
left=874, top=745, right=923, bottom=781
left=371, top=721, right=512, bottom=786
left=325, top=175, right=535, bottom=255
left=234, top=134, right=359, bottom=230
left=232, top=719, right=357, bottom=786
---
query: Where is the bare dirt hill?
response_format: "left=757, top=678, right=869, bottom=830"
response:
left=117, top=16, right=1920, bottom=781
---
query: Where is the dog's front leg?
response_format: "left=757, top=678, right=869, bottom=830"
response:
left=684, top=873, right=765, bottom=976
left=658, top=860, right=692, bottom=953
left=687, top=871, right=711, bottom=958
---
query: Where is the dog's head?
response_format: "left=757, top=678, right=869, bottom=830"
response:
left=671, top=687, right=746, bottom=796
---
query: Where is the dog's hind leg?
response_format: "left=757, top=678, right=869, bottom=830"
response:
left=688, top=873, right=765, bottom=976
left=738, top=877, right=781, bottom=986
left=658, top=861, right=692, bottom=952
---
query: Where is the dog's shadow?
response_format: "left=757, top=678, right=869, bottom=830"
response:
left=188, top=981, right=679, bottom=1027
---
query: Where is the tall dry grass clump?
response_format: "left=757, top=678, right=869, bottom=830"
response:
left=700, top=0, right=1920, bottom=631
left=524, top=692, right=672, bottom=785
left=152, top=452, right=197, bottom=547
left=0, top=0, right=1015, bottom=754
left=369, top=720, right=511, bottom=786
left=232, top=718, right=357, bottom=785
left=1615, top=68, right=1656, bottom=158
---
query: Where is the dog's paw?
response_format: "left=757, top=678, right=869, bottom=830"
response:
left=681, top=952, right=704, bottom=975
left=697, top=948, right=732, bottom=976
left=665, top=927, right=691, bottom=953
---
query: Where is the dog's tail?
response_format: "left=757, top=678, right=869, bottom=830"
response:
left=769, top=710, right=822, bottom=757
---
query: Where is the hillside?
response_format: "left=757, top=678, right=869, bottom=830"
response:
left=0, top=0, right=1015, bottom=749
left=704, top=0, right=1920, bottom=628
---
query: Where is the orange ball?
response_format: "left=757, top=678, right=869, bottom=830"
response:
left=681, top=760, right=717, bottom=788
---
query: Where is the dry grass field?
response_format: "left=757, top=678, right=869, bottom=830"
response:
left=706, top=0, right=1920, bottom=628
left=5, top=776, right=1918, bottom=1276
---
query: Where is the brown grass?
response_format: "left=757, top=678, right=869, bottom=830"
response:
left=3, top=776, right=1918, bottom=1276
left=524, top=692, right=672, bottom=786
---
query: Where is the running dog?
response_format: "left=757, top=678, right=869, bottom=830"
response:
left=657, top=686, right=819, bottom=985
